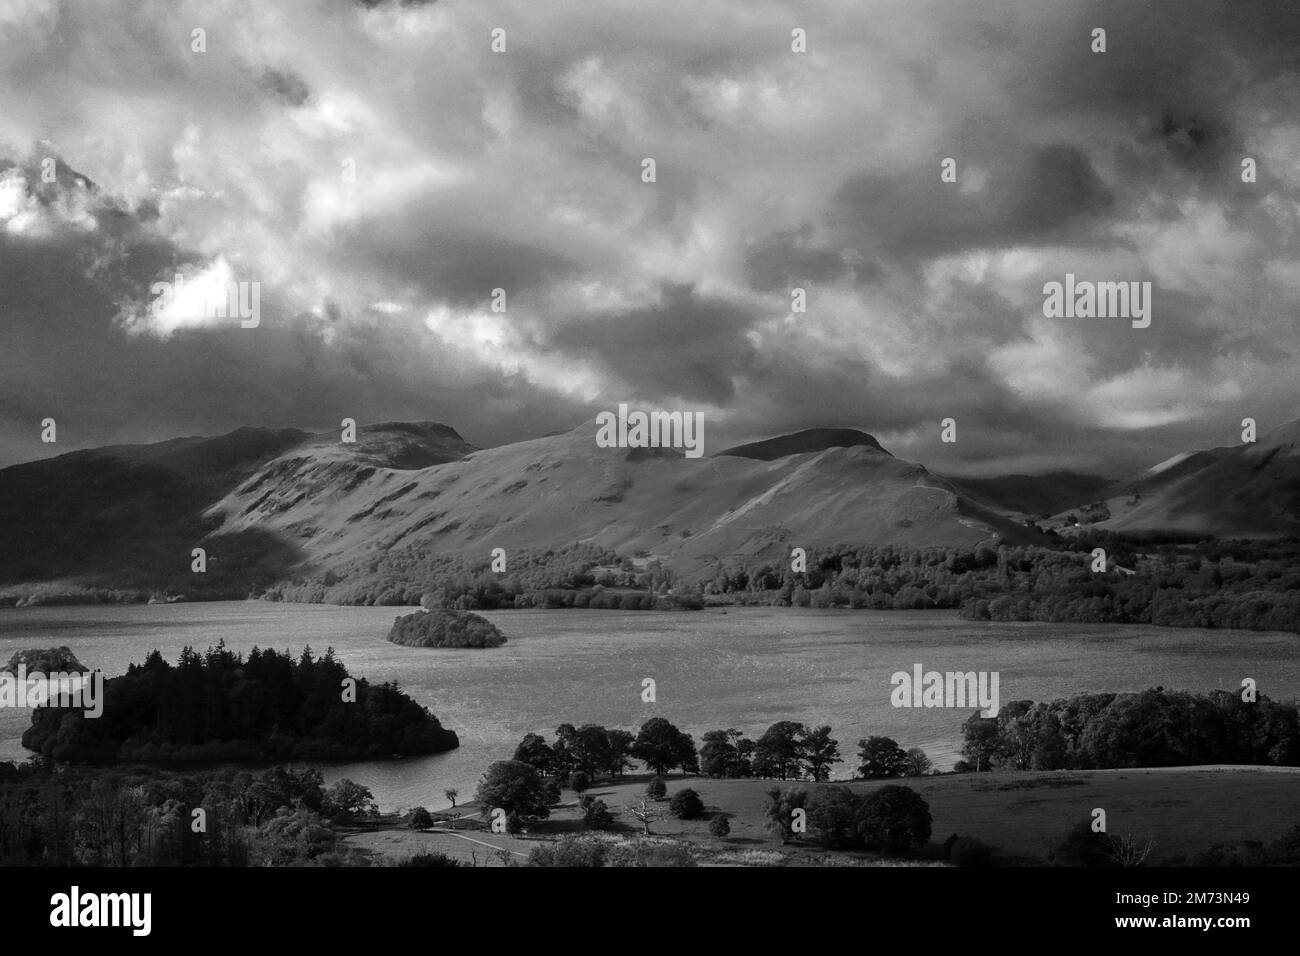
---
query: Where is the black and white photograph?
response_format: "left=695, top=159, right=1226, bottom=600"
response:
left=0, top=0, right=1296, bottom=939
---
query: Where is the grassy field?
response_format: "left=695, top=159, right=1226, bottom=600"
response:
left=343, top=765, right=1300, bottom=866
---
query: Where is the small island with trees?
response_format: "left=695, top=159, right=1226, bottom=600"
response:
left=21, top=642, right=459, bottom=763
left=387, top=607, right=507, bottom=648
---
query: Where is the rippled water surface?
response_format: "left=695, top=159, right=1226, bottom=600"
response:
left=1, top=603, right=1295, bottom=810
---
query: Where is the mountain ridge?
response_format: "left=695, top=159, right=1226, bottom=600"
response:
left=1, top=416, right=1296, bottom=602
left=717, top=427, right=890, bottom=460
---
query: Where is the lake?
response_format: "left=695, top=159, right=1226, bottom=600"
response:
left=0, top=603, right=1295, bottom=811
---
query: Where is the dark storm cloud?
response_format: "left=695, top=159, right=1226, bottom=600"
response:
left=550, top=285, right=759, bottom=405
left=743, top=227, right=858, bottom=292
left=259, top=68, right=311, bottom=107
left=828, top=143, right=1113, bottom=264
left=0, top=221, right=588, bottom=466
left=352, top=216, right=579, bottom=306
left=1, top=0, right=1299, bottom=477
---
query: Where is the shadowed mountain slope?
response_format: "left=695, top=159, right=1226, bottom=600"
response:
left=12, top=416, right=1295, bottom=600
left=946, top=471, right=1110, bottom=518
left=0, top=423, right=472, bottom=597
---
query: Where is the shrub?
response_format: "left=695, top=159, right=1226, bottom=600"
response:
left=408, top=806, right=433, bottom=830
left=947, top=835, right=994, bottom=867
left=807, top=785, right=861, bottom=849
left=570, top=770, right=592, bottom=794
left=584, top=798, right=615, bottom=831
left=709, top=815, right=731, bottom=839
left=400, top=852, right=459, bottom=867
left=1048, top=820, right=1120, bottom=867
left=669, top=788, right=705, bottom=820
left=646, top=777, right=667, bottom=800
left=606, top=840, right=697, bottom=867
left=764, top=786, right=808, bottom=844
left=543, top=780, right=562, bottom=806
left=528, top=836, right=607, bottom=867
left=855, top=785, right=931, bottom=854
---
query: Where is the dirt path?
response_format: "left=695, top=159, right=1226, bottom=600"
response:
left=429, top=827, right=529, bottom=858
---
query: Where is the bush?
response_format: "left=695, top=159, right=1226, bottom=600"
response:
left=669, top=788, right=705, bottom=820
left=570, top=770, right=592, bottom=794
left=1048, top=820, right=1120, bottom=867
left=855, top=785, right=931, bottom=854
left=646, top=777, right=667, bottom=801
left=946, top=835, right=994, bottom=867
left=543, top=780, right=562, bottom=806
left=408, top=806, right=433, bottom=830
left=253, top=807, right=340, bottom=865
left=584, top=798, right=615, bottom=831
left=709, top=815, right=731, bottom=839
left=606, top=840, right=697, bottom=867
left=764, top=786, right=808, bottom=844
left=528, top=836, right=607, bottom=867
left=400, top=852, right=460, bottom=867
left=807, top=785, right=861, bottom=849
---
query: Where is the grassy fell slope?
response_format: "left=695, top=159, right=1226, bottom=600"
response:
left=208, top=420, right=1037, bottom=592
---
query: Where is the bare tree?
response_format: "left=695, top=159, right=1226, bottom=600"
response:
left=1105, top=833, right=1153, bottom=867
left=444, top=788, right=459, bottom=807
left=627, top=797, right=662, bottom=836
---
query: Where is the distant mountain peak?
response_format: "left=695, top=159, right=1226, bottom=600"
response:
left=300, top=420, right=477, bottom=470
left=361, top=421, right=468, bottom=442
left=716, top=427, right=890, bottom=461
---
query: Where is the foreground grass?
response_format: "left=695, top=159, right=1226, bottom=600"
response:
left=343, top=765, right=1300, bottom=866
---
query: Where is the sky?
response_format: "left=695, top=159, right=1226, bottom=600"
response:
left=1, top=0, right=1299, bottom=476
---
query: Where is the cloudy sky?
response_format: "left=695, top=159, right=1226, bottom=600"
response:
left=1, top=0, right=1299, bottom=476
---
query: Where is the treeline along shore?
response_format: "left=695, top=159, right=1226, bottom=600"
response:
left=8, top=533, right=1298, bottom=639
